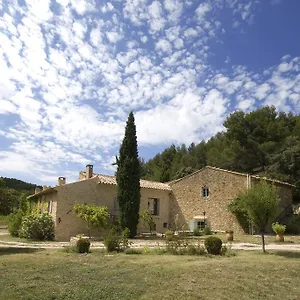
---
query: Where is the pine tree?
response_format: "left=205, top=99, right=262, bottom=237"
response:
left=116, top=112, right=141, bottom=237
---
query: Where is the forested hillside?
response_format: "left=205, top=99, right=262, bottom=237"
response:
left=0, top=177, right=41, bottom=215
left=141, top=106, right=300, bottom=201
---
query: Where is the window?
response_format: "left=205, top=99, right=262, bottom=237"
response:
left=202, top=187, right=209, bottom=198
left=148, top=198, right=160, bottom=215
left=48, top=200, right=53, bottom=214
left=163, top=222, right=168, bottom=228
left=197, top=221, right=206, bottom=230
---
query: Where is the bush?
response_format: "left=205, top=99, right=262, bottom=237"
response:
left=8, top=211, right=23, bottom=237
left=272, top=222, right=286, bottom=235
left=165, top=229, right=175, bottom=241
left=19, top=213, right=55, bottom=240
left=204, top=236, right=222, bottom=255
left=76, top=238, right=91, bottom=253
left=166, top=239, right=206, bottom=256
left=203, top=226, right=212, bottom=235
left=286, top=215, right=300, bottom=234
left=103, top=227, right=120, bottom=252
left=124, top=248, right=142, bottom=255
left=119, top=228, right=131, bottom=250
left=193, top=228, right=202, bottom=236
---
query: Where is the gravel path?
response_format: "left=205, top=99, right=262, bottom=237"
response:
left=1, top=239, right=300, bottom=251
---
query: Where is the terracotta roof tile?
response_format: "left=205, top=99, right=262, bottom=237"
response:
left=96, top=174, right=171, bottom=191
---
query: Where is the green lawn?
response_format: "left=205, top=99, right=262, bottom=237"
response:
left=1, top=248, right=300, bottom=300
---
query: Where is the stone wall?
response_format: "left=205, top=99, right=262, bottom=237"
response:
left=170, top=168, right=294, bottom=233
left=41, top=178, right=170, bottom=241
left=169, top=168, right=247, bottom=233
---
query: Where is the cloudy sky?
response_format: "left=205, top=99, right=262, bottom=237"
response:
left=0, top=0, right=299, bottom=185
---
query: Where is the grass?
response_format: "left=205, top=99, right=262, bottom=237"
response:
left=1, top=248, right=300, bottom=300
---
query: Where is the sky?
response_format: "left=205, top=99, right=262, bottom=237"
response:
left=0, top=0, right=299, bottom=185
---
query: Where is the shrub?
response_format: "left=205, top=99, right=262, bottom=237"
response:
left=124, top=248, right=142, bottom=255
left=204, top=236, right=222, bottom=255
left=19, top=213, right=55, bottom=240
left=165, top=229, right=175, bottom=241
left=272, top=222, right=286, bottom=235
left=203, top=226, right=212, bottom=235
left=8, top=211, right=23, bottom=237
left=166, top=239, right=206, bottom=256
left=186, top=244, right=206, bottom=256
left=76, top=238, right=91, bottom=253
left=103, top=227, right=120, bottom=252
left=286, top=215, right=300, bottom=234
left=119, top=228, right=131, bottom=250
left=193, top=228, right=202, bottom=236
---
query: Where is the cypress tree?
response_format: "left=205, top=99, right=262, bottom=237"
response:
left=116, top=111, right=141, bottom=237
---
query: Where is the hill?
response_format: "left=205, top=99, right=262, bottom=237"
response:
left=0, top=177, right=41, bottom=215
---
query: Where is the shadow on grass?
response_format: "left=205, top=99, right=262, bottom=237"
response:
left=272, top=251, right=300, bottom=259
left=0, top=247, right=43, bottom=256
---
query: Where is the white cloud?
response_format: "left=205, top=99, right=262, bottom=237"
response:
left=195, top=2, right=211, bottom=22
left=278, top=62, right=293, bottom=73
left=106, top=31, right=123, bottom=43
left=148, top=1, right=166, bottom=32
left=255, top=83, right=271, bottom=100
left=173, top=38, right=184, bottom=49
left=156, top=39, right=172, bottom=53
left=184, top=28, right=198, bottom=38
left=101, top=2, right=114, bottom=13
left=0, top=100, right=17, bottom=114
left=141, top=35, right=148, bottom=43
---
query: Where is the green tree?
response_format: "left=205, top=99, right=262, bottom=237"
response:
left=116, top=111, right=141, bottom=237
left=140, top=210, right=156, bottom=234
left=235, top=181, right=279, bottom=252
left=73, top=203, right=110, bottom=238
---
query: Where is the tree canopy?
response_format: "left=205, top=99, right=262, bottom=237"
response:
left=231, top=181, right=279, bottom=252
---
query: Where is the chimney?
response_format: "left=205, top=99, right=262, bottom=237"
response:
left=86, top=164, right=93, bottom=179
left=43, top=185, right=47, bottom=191
left=35, top=188, right=41, bottom=194
left=58, top=177, right=66, bottom=186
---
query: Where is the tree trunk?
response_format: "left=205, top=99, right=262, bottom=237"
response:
left=261, top=233, right=266, bottom=253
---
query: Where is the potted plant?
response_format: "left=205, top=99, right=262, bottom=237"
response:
left=272, top=222, right=286, bottom=242
left=225, top=230, right=234, bottom=241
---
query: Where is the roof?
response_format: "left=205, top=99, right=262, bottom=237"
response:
left=27, top=187, right=57, bottom=200
left=168, top=166, right=295, bottom=188
left=95, top=174, right=171, bottom=191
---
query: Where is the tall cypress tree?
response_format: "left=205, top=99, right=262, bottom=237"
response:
left=116, top=111, right=141, bottom=237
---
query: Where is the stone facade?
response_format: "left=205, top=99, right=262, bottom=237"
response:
left=169, top=167, right=294, bottom=233
left=28, top=165, right=294, bottom=241
left=29, top=173, right=171, bottom=241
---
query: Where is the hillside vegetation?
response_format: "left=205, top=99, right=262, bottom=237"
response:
left=141, top=106, right=300, bottom=201
left=0, top=177, right=40, bottom=215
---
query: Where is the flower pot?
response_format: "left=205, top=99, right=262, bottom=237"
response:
left=275, top=234, right=284, bottom=242
left=226, top=232, right=233, bottom=241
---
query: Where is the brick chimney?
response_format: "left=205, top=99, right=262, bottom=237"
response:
left=58, top=177, right=66, bottom=186
left=86, top=164, right=93, bottom=179
left=43, top=185, right=47, bottom=191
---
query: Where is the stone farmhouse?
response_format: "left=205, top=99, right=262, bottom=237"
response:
left=28, top=165, right=294, bottom=241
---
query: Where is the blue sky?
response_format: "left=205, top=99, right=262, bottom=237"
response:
left=0, top=0, right=299, bottom=185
